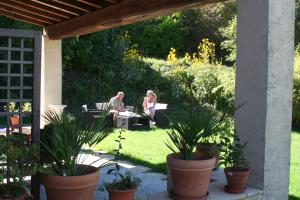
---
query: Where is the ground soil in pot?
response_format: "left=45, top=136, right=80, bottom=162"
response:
left=167, top=153, right=215, bottom=199
left=107, top=187, right=137, bottom=200
left=224, top=167, right=250, bottom=194
left=42, top=165, right=99, bottom=200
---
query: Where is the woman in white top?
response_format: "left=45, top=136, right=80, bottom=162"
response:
left=143, top=90, right=157, bottom=119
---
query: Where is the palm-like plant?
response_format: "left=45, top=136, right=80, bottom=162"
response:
left=166, top=107, right=222, bottom=160
left=41, top=110, right=113, bottom=176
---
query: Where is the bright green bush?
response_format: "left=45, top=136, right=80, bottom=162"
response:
left=293, top=55, right=300, bottom=127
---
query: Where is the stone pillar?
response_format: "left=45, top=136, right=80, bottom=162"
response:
left=41, top=35, right=62, bottom=127
left=235, top=0, right=295, bottom=199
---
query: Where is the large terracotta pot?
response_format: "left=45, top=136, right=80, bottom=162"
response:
left=42, top=165, right=99, bottom=200
left=167, top=153, right=215, bottom=199
left=197, top=143, right=221, bottom=170
left=224, top=167, right=250, bottom=194
left=107, top=188, right=137, bottom=200
left=0, top=184, right=29, bottom=200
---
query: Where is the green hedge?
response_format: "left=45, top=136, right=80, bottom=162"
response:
left=293, top=56, right=300, bottom=127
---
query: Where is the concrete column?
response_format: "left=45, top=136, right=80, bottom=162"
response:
left=40, top=35, right=62, bottom=127
left=235, top=0, right=295, bottom=199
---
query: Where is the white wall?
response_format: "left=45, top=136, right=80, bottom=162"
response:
left=40, top=35, right=62, bottom=127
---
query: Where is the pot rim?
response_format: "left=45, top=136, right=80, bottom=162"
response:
left=107, top=187, right=138, bottom=192
left=224, top=167, right=250, bottom=172
left=41, top=164, right=99, bottom=178
left=167, top=152, right=215, bottom=161
left=167, top=153, right=216, bottom=170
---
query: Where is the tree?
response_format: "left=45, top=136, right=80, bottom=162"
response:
left=220, top=16, right=237, bottom=65
left=295, top=0, right=300, bottom=45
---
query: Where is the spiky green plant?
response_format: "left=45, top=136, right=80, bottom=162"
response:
left=41, top=110, right=113, bottom=176
left=165, top=107, right=223, bottom=160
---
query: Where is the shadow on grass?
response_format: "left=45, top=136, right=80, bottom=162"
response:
left=289, top=195, right=300, bottom=200
left=292, top=128, right=300, bottom=134
left=125, top=125, right=170, bottom=132
left=117, top=153, right=167, bottom=174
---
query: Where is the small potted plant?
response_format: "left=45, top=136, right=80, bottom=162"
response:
left=40, top=110, right=114, bottom=200
left=220, top=133, right=250, bottom=194
left=104, top=121, right=142, bottom=200
left=166, top=107, right=216, bottom=199
left=0, top=134, right=39, bottom=200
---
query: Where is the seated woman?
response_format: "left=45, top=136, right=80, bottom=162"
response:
left=143, top=90, right=157, bottom=120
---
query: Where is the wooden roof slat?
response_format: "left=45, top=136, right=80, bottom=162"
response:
left=104, top=0, right=118, bottom=3
left=46, top=0, right=223, bottom=40
left=52, top=0, right=97, bottom=12
left=0, top=0, right=64, bottom=22
left=11, top=0, right=74, bottom=19
left=0, top=4, right=54, bottom=25
left=31, top=0, right=85, bottom=16
left=76, top=0, right=112, bottom=8
left=0, top=9, right=47, bottom=27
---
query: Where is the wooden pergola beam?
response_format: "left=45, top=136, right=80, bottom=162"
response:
left=104, top=0, right=119, bottom=3
left=76, top=0, right=112, bottom=8
left=52, top=0, right=97, bottom=13
left=45, top=0, right=224, bottom=40
left=0, top=0, right=64, bottom=22
left=31, top=0, right=86, bottom=16
left=9, top=0, right=74, bottom=19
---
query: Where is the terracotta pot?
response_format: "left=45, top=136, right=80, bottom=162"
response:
left=167, top=153, right=215, bottom=199
left=0, top=184, right=29, bottom=200
left=10, top=115, right=19, bottom=131
left=42, top=165, right=99, bottom=200
left=224, top=167, right=250, bottom=194
left=197, top=143, right=220, bottom=169
left=107, top=188, right=137, bottom=200
left=10, top=115, right=19, bottom=125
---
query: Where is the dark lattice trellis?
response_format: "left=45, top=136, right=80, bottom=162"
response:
left=0, top=28, right=41, bottom=199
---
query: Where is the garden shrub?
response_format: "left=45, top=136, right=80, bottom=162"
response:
left=293, top=55, right=300, bottom=127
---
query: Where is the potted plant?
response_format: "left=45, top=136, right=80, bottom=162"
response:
left=166, top=107, right=216, bottom=199
left=103, top=120, right=142, bottom=200
left=220, top=133, right=250, bottom=194
left=0, top=134, right=39, bottom=200
left=40, top=110, right=114, bottom=200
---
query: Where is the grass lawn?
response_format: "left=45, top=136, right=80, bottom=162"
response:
left=289, top=130, right=300, bottom=199
left=94, top=127, right=172, bottom=174
left=94, top=127, right=300, bottom=198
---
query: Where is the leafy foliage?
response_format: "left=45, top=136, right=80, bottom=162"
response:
left=220, top=133, right=249, bottom=169
left=0, top=16, right=40, bottom=30
left=220, top=16, right=237, bottom=65
left=40, top=110, right=113, bottom=176
left=105, top=171, right=142, bottom=190
left=292, top=54, right=300, bottom=127
left=0, top=134, right=39, bottom=198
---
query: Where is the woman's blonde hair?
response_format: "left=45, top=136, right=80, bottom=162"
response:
left=146, top=90, right=156, bottom=99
